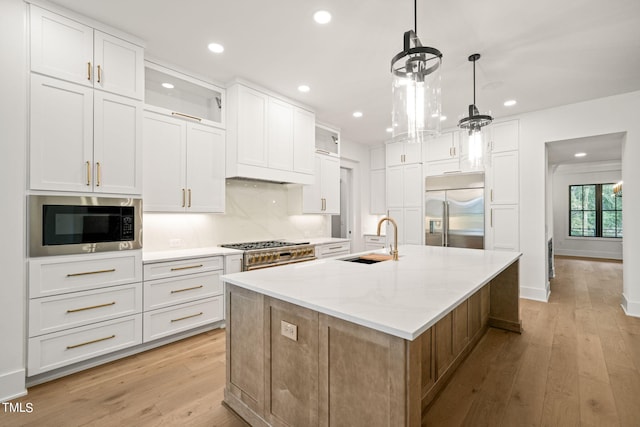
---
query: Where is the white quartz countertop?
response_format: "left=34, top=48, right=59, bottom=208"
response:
left=289, top=237, right=350, bottom=245
left=222, top=245, right=521, bottom=340
left=143, top=246, right=243, bottom=263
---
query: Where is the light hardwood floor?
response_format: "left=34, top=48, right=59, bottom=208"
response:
left=2, top=256, right=639, bottom=426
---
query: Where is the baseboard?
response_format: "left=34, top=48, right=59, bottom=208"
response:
left=555, top=249, right=622, bottom=260
left=0, top=369, right=27, bottom=403
left=621, top=293, right=640, bottom=318
left=519, top=285, right=549, bottom=302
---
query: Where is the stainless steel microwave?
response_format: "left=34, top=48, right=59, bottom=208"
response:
left=29, top=195, right=142, bottom=257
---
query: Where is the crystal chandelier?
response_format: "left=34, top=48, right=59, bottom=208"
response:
left=391, top=0, right=443, bottom=143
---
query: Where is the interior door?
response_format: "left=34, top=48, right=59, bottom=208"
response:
left=425, top=190, right=445, bottom=246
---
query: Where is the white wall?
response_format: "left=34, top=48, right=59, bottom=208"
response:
left=552, top=161, right=622, bottom=259
left=0, top=0, right=27, bottom=401
left=518, top=91, right=640, bottom=316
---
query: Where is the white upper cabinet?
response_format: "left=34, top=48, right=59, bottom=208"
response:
left=226, top=82, right=315, bottom=184
left=489, top=120, right=519, bottom=153
left=30, top=5, right=144, bottom=100
left=386, top=140, right=422, bottom=166
left=370, top=145, right=386, bottom=170
left=30, top=74, right=142, bottom=194
left=489, top=151, right=519, bottom=205
left=301, top=154, right=340, bottom=214
left=315, top=124, right=340, bottom=157
left=425, top=132, right=458, bottom=162
left=143, top=111, right=225, bottom=213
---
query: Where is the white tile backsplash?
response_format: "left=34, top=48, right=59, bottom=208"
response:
left=143, top=179, right=330, bottom=251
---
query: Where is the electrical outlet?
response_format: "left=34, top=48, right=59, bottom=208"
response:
left=280, top=320, right=298, bottom=341
left=169, top=238, right=182, bottom=248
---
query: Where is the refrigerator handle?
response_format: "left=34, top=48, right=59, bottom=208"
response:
left=443, top=201, right=449, bottom=247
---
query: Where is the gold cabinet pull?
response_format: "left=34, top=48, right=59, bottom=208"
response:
left=86, top=161, right=91, bottom=186
left=170, top=264, right=203, bottom=272
left=171, top=312, right=203, bottom=323
left=170, top=285, right=204, bottom=294
left=96, top=162, right=101, bottom=187
left=67, top=301, right=116, bottom=313
left=67, top=334, right=115, bottom=350
left=188, top=188, right=192, bottom=208
left=87, top=62, right=91, bottom=81
left=66, top=268, right=116, bottom=277
left=182, top=189, right=186, bottom=207
left=97, top=65, right=101, bottom=83
left=171, top=111, right=202, bottom=122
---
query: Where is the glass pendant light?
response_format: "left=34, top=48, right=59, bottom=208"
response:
left=458, top=53, right=492, bottom=169
left=391, top=0, right=443, bottom=143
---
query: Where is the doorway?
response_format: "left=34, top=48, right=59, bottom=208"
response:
left=332, top=167, right=352, bottom=239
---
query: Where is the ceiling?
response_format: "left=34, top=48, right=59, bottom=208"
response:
left=49, top=0, right=640, bottom=146
left=547, top=132, right=624, bottom=166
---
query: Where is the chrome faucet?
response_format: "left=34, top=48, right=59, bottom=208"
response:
left=377, top=216, right=399, bottom=261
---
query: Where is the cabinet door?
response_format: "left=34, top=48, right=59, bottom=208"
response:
left=386, top=141, right=404, bottom=167
left=30, top=74, right=93, bottom=192
left=386, top=165, right=404, bottom=208
left=322, top=155, right=341, bottom=214
left=490, top=205, right=519, bottom=251
left=267, top=97, right=294, bottom=171
left=293, top=108, right=315, bottom=175
left=186, top=123, right=226, bottom=213
left=426, top=133, right=455, bottom=162
left=490, top=151, right=519, bottom=204
left=93, top=30, right=144, bottom=100
left=403, top=141, right=423, bottom=164
left=30, top=5, right=93, bottom=87
left=370, top=169, right=386, bottom=214
left=142, top=112, right=186, bottom=211
left=237, top=85, right=268, bottom=167
left=403, top=163, right=423, bottom=207
left=403, top=207, right=423, bottom=245
left=489, top=120, right=519, bottom=153
left=387, top=208, right=404, bottom=245
left=93, top=91, right=142, bottom=194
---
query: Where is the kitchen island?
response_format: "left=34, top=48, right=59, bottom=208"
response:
left=221, top=245, right=521, bottom=426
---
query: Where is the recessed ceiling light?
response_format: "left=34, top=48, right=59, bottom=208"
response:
left=386, top=127, right=393, bottom=133
left=161, top=82, right=174, bottom=89
left=353, top=111, right=363, bottom=118
left=207, top=43, right=224, bottom=53
left=440, top=115, right=447, bottom=121
left=313, top=10, right=332, bottom=24
left=574, top=152, right=587, bottom=158
left=298, top=85, right=310, bottom=93
left=504, top=99, right=517, bottom=107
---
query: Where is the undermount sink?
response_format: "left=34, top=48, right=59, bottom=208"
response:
left=341, top=254, right=393, bottom=264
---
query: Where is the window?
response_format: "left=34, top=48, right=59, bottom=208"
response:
left=570, top=183, right=622, bottom=238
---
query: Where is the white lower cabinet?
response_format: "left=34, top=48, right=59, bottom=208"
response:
left=142, top=256, right=225, bottom=343
left=143, top=297, right=223, bottom=342
left=315, top=241, right=351, bottom=259
left=489, top=205, right=519, bottom=251
left=388, top=207, right=423, bottom=245
left=28, top=314, right=142, bottom=376
left=27, top=252, right=143, bottom=376
left=364, top=235, right=387, bottom=251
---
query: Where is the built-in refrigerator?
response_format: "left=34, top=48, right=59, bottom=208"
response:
left=425, top=172, right=485, bottom=249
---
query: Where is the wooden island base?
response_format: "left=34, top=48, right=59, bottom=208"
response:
left=224, top=261, right=520, bottom=427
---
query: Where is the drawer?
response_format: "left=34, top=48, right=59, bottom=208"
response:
left=29, top=251, right=142, bottom=298
left=143, top=256, right=223, bottom=281
left=28, top=314, right=142, bottom=376
left=29, top=283, right=142, bottom=337
left=143, top=297, right=223, bottom=342
left=364, top=235, right=386, bottom=244
left=144, top=271, right=223, bottom=311
left=317, top=242, right=350, bottom=257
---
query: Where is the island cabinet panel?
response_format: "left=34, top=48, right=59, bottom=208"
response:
left=488, top=260, right=521, bottom=333
left=453, top=300, right=469, bottom=356
left=435, top=312, right=454, bottom=379
left=265, top=299, right=319, bottom=427
left=226, top=286, right=265, bottom=417
left=318, top=314, right=407, bottom=427
left=468, top=289, right=482, bottom=339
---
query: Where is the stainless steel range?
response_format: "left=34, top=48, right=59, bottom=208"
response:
left=220, top=240, right=316, bottom=271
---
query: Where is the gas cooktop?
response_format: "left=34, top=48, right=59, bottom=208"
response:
left=220, top=240, right=310, bottom=251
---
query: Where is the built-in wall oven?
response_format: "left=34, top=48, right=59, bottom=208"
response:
left=29, top=195, right=142, bottom=257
